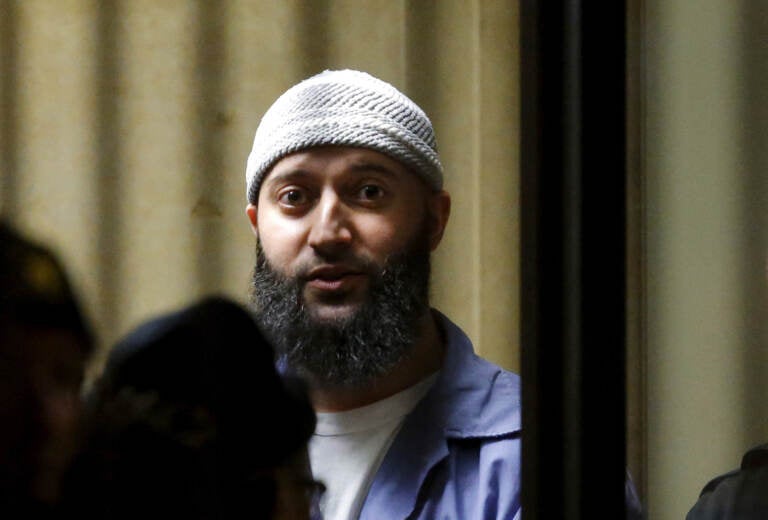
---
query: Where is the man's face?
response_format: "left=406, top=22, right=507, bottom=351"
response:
left=248, top=146, right=447, bottom=323
left=246, top=146, right=450, bottom=386
left=0, top=325, right=86, bottom=503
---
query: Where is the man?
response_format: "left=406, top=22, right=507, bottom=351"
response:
left=686, top=443, right=768, bottom=519
left=244, top=70, right=521, bottom=520
left=0, top=222, right=93, bottom=515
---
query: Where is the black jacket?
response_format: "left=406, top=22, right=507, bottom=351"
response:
left=687, top=443, right=768, bottom=519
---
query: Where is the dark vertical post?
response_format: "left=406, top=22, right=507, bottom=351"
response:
left=520, top=1, right=627, bottom=518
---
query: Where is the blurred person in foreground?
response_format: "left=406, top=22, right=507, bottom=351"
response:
left=61, top=296, right=321, bottom=519
left=686, top=443, right=768, bottom=519
left=0, top=221, right=93, bottom=514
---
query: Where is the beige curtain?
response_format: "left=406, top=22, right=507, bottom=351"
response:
left=0, top=0, right=520, bottom=377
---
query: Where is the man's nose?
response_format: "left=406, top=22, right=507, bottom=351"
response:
left=307, top=191, right=353, bottom=254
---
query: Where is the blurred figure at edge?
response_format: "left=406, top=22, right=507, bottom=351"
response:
left=62, top=296, right=321, bottom=519
left=0, top=221, right=94, bottom=515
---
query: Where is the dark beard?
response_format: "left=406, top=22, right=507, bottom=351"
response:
left=250, top=241, right=431, bottom=389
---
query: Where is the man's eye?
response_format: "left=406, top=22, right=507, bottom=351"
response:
left=278, top=189, right=308, bottom=206
left=358, top=184, right=384, bottom=200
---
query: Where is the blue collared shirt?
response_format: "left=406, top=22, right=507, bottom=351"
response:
left=358, top=312, right=522, bottom=519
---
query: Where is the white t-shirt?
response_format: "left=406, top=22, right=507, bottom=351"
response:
left=309, top=373, right=439, bottom=520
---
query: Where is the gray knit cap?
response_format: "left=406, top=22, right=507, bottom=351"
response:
left=245, top=69, right=443, bottom=203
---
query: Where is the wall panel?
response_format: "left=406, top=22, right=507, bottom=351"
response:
left=644, top=0, right=768, bottom=517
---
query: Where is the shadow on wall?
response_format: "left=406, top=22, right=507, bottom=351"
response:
left=94, top=0, right=122, bottom=340
left=738, top=0, right=768, bottom=445
left=191, top=1, right=227, bottom=294
left=0, top=2, right=19, bottom=217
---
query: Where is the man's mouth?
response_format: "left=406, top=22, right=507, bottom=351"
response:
left=304, top=265, right=367, bottom=292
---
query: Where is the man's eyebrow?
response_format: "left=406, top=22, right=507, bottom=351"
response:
left=264, top=161, right=400, bottom=188
left=347, top=162, right=399, bottom=177
left=263, top=169, right=313, bottom=187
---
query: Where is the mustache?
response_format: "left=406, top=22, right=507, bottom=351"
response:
left=286, top=252, right=383, bottom=281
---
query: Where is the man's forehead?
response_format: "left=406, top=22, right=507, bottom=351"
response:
left=262, top=146, right=413, bottom=185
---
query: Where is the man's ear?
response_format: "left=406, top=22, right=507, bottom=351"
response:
left=245, top=204, right=259, bottom=237
left=426, top=190, right=451, bottom=251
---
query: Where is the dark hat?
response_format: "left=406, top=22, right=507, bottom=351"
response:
left=98, top=296, right=315, bottom=469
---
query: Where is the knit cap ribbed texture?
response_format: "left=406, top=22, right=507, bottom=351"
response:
left=245, top=69, right=443, bottom=203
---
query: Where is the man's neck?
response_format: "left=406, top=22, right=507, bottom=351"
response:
left=310, top=311, right=445, bottom=412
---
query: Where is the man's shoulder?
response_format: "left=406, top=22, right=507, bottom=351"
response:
left=465, top=352, right=521, bottom=403
left=431, top=311, right=521, bottom=439
left=436, top=309, right=520, bottom=392
left=360, top=313, right=522, bottom=519
left=687, top=444, right=768, bottom=519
